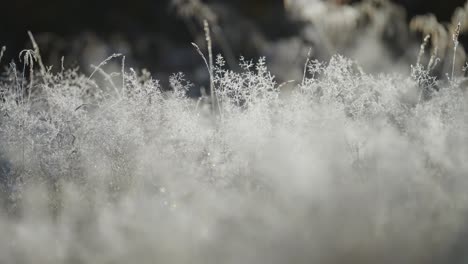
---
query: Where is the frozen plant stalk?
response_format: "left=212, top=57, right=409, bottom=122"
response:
left=452, top=22, right=461, bottom=81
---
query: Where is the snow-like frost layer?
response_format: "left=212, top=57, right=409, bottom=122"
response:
left=0, top=55, right=468, bottom=263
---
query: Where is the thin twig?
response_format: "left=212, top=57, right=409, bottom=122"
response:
left=27, top=31, right=46, bottom=76
left=427, top=46, right=439, bottom=71
left=19, top=50, right=35, bottom=102
left=204, top=20, right=216, bottom=113
left=89, top=65, right=122, bottom=98
left=417, top=35, right=430, bottom=66
left=61, top=56, right=65, bottom=74
left=122, top=56, right=126, bottom=94
left=452, top=22, right=461, bottom=81
left=87, top=53, right=122, bottom=81
left=302, top=48, right=312, bottom=86
left=0, top=46, right=6, bottom=65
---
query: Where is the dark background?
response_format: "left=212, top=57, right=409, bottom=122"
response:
left=0, top=0, right=467, bottom=75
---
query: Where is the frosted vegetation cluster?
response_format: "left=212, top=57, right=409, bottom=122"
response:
left=1, top=39, right=468, bottom=263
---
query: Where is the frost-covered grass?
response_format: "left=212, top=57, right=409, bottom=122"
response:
left=1, top=50, right=468, bottom=263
